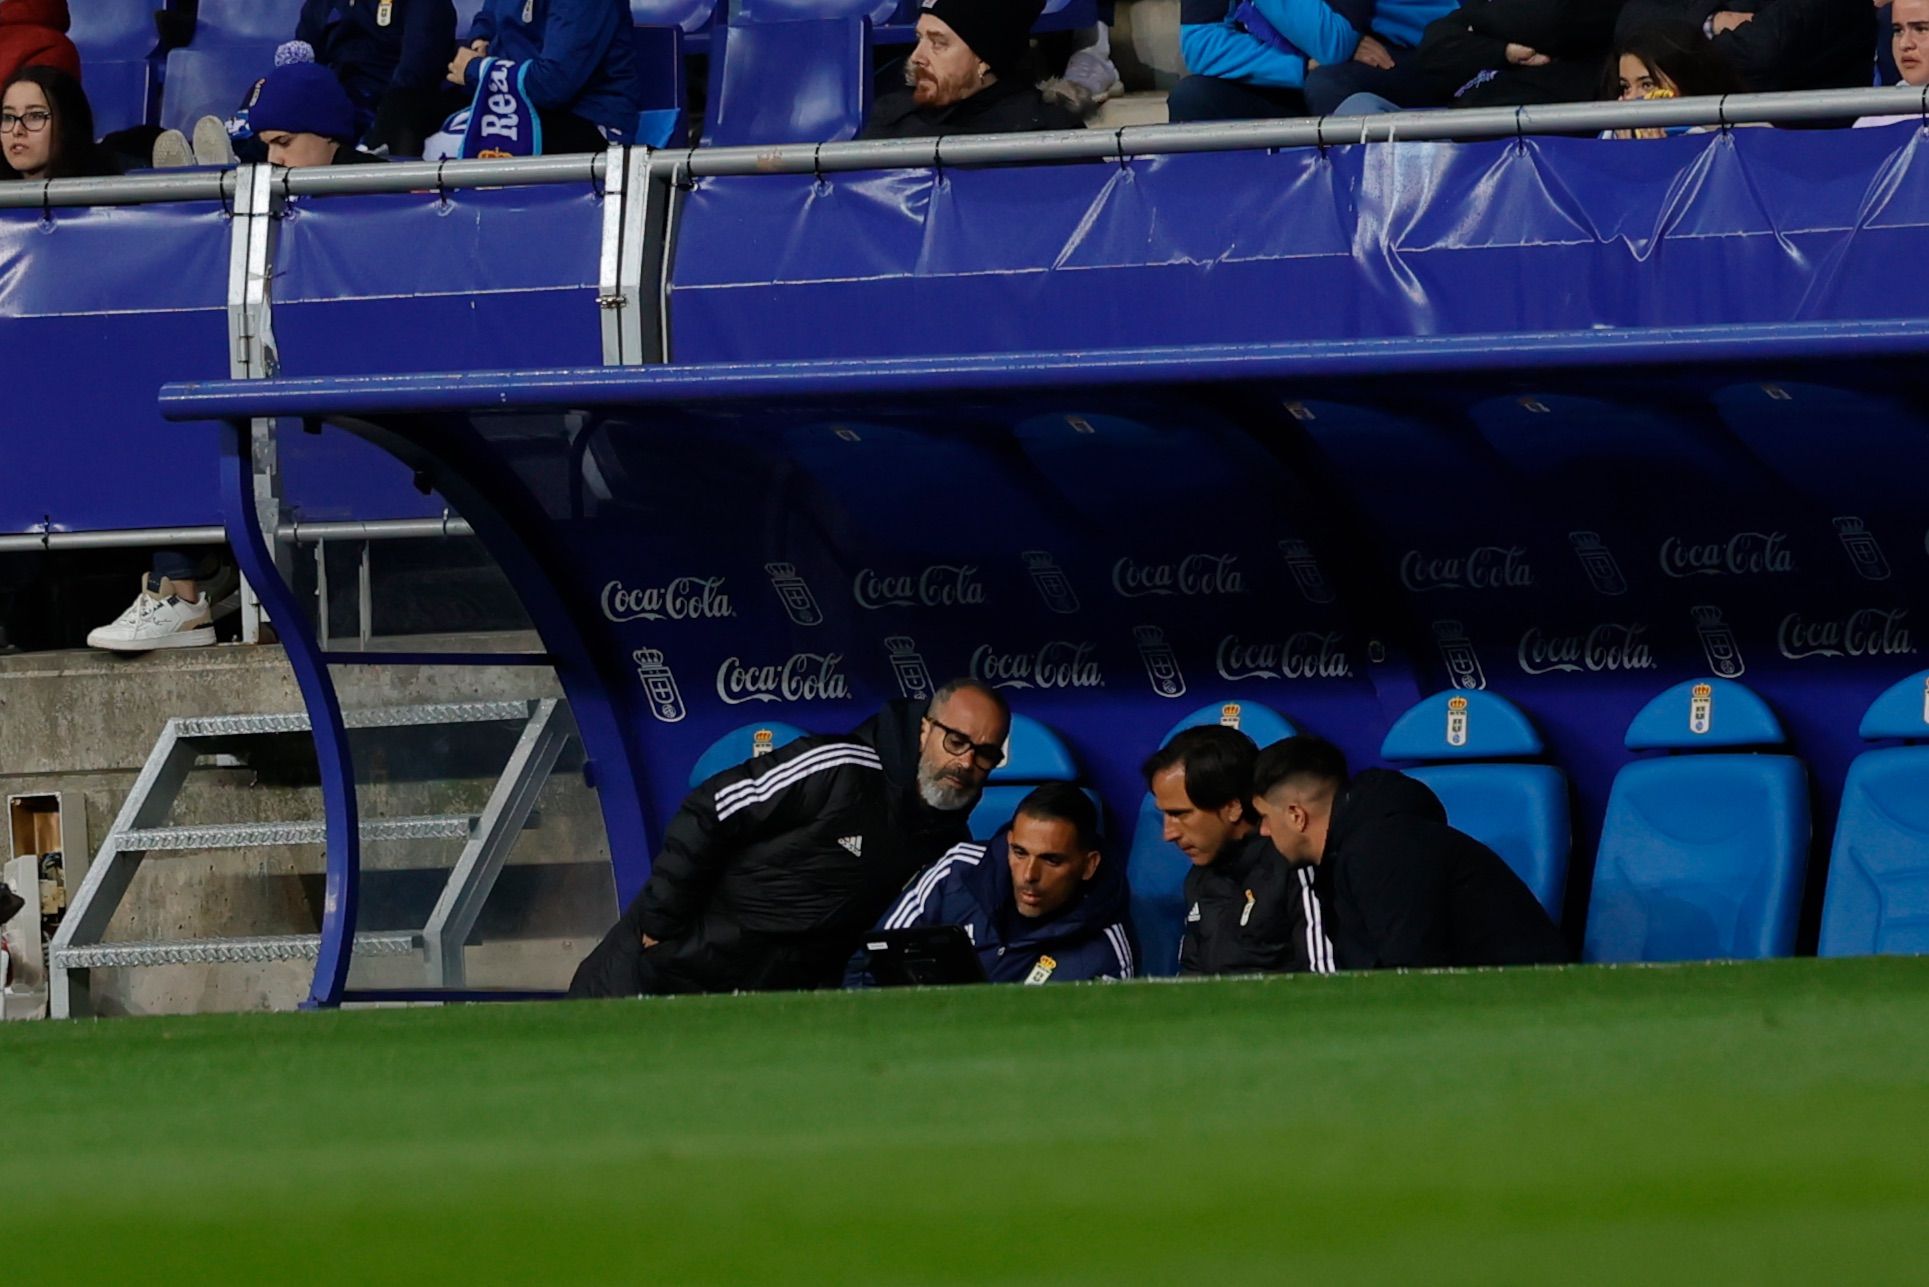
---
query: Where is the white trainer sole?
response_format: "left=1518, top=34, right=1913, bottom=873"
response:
left=86, top=626, right=217, bottom=653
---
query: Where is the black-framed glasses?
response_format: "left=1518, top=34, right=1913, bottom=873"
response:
left=926, top=716, right=1005, bottom=769
left=0, top=110, right=51, bottom=134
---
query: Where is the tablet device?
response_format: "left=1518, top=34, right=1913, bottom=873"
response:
left=862, top=925, right=988, bottom=987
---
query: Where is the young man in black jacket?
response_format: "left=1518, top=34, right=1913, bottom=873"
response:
left=1144, top=725, right=1333, bottom=976
left=568, top=679, right=1012, bottom=997
left=861, top=0, right=1083, bottom=139
left=1251, top=736, right=1568, bottom=970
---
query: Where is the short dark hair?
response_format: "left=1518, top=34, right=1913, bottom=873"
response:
left=1141, top=725, right=1258, bottom=818
left=927, top=677, right=1010, bottom=724
left=1252, top=735, right=1349, bottom=800
left=1014, top=783, right=1100, bottom=851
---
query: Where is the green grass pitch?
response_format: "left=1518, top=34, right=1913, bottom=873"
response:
left=11, top=958, right=1928, bottom=1284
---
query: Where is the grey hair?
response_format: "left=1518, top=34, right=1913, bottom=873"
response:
left=926, top=677, right=1010, bottom=723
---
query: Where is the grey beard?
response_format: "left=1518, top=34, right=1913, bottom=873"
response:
left=917, top=762, right=978, bottom=811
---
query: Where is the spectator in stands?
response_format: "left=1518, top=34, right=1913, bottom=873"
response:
left=1, top=66, right=119, bottom=181
left=447, top=0, right=647, bottom=152
left=845, top=784, right=1135, bottom=986
left=1615, top=0, right=1876, bottom=91
left=1144, top=725, right=1329, bottom=975
left=299, top=0, right=459, bottom=156
left=0, top=0, right=75, bottom=88
left=568, top=680, right=1013, bottom=998
left=1600, top=20, right=1742, bottom=136
left=1858, top=0, right=1929, bottom=125
left=862, top=0, right=1085, bottom=138
left=1408, top=0, right=1624, bottom=109
left=1251, top=736, right=1568, bottom=970
left=247, top=61, right=387, bottom=166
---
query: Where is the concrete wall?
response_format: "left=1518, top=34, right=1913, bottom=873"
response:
left=0, top=638, right=616, bottom=1017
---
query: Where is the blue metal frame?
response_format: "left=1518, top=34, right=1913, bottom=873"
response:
left=219, top=420, right=363, bottom=1010
left=160, top=319, right=1929, bottom=423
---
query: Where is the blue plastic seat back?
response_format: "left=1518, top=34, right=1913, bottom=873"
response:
left=1584, top=679, right=1810, bottom=963
left=1381, top=690, right=1569, bottom=920
left=1403, top=765, right=1569, bottom=920
left=736, top=0, right=900, bottom=27
left=633, top=0, right=719, bottom=31
left=1819, top=671, right=1929, bottom=957
left=703, top=17, right=868, bottom=148
left=687, top=721, right=809, bottom=787
left=160, top=42, right=276, bottom=132
left=1126, top=700, right=1298, bottom=976
left=966, top=713, right=1080, bottom=839
left=70, top=0, right=159, bottom=133
left=192, top=0, right=305, bottom=41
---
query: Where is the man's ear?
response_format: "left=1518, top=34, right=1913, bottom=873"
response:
left=1081, top=850, right=1102, bottom=881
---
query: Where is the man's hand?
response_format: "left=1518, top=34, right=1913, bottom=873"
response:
left=1353, top=34, right=1395, bottom=69
left=1504, top=42, right=1550, bottom=66
left=1709, top=10, right=1755, bottom=32
left=448, top=43, right=484, bottom=86
left=641, top=933, right=659, bottom=950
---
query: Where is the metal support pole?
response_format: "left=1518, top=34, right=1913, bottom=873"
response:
left=226, top=164, right=289, bottom=646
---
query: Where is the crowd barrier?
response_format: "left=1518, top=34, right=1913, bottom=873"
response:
left=10, top=91, right=1929, bottom=1002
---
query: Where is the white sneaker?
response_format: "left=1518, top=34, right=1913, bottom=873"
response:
left=86, top=578, right=216, bottom=652
left=151, top=128, right=193, bottom=168
left=192, top=115, right=237, bottom=166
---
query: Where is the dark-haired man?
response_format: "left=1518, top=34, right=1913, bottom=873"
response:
left=1251, top=735, right=1567, bottom=969
left=1144, top=725, right=1332, bottom=975
left=569, top=678, right=1012, bottom=998
left=861, top=0, right=1084, bottom=138
left=846, top=783, right=1134, bottom=985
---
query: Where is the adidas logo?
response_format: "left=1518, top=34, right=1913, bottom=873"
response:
left=1186, top=902, right=1201, bottom=923
left=838, top=835, right=864, bottom=856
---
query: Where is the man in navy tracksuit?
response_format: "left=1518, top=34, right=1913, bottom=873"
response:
left=448, top=0, right=646, bottom=151
left=1171, top=0, right=1460, bottom=120
left=297, top=0, right=456, bottom=153
left=846, top=784, right=1137, bottom=986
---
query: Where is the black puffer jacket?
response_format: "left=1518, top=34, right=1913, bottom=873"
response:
left=1315, top=770, right=1568, bottom=970
left=1415, top=0, right=1627, bottom=106
left=629, top=699, right=970, bottom=993
left=1179, top=832, right=1334, bottom=977
left=861, top=76, right=1084, bottom=140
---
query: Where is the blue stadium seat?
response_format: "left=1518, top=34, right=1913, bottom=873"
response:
left=967, top=713, right=1082, bottom=840
left=69, top=0, right=158, bottom=133
left=1381, top=691, right=1570, bottom=921
left=454, top=0, right=489, bottom=34
left=1818, top=671, right=1929, bottom=957
left=736, top=0, right=900, bottom=27
left=191, top=0, right=305, bottom=41
left=1583, top=679, right=1810, bottom=964
left=160, top=43, right=274, bottom=132
left=1127, top=700, right=1299, bottom=976
left=687, top=721, right=809, bottom=787
left=633, top=0, right=719, bottom=29
left=702, top=17, right=868, bottom=148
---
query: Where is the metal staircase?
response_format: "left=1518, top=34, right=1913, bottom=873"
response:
left=49, top=698, right=570, bottom=1018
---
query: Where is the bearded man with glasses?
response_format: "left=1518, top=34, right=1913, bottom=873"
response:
left=570, top=678, right=1013, bottom=998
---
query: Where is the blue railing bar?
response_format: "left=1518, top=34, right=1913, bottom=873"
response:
left=159, top=317, right=1929, bottom=422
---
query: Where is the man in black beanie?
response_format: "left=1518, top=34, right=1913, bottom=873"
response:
left=861, top=0, right=1084, bottom=138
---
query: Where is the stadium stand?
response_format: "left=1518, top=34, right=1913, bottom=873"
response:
left=1817, top=670, right=1929, bottom=957
left=966, top=713, right=1085, bottom=840
left=158, top=0, right=300, bottom=132
left=1127, top=701, right=1298, bottom=977
left=702, top=16, right=870, bottom=146
left=1381, top=691, right=1571, bottom=921
left=1584, top=679, right=1811, bottom=964
left=687, top=720, right=810, bottom=786
left=64, top=0, right=158, bottom=134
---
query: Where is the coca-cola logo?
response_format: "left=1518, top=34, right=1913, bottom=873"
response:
left=601, top=576, right=735, bottom=623
left=852, top=564, right=986, bottom=611
left=1215, top=632, right=1352, bottom=681
left=970, top=641, right=1104, bottom=691
left=1777, top=609, right=1915, bottom=660
left=1112, top=554, right=1246, bottom=598
left=1399, top=546, right=1534, bottom=593
left=1659, top=532, right=1793, bottom=578
left=1516, top=624, right=1655, bottom=676
left=715, top=652, right=851, bottom=705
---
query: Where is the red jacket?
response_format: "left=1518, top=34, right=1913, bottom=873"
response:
left=0, top=0, right=81, bottom=87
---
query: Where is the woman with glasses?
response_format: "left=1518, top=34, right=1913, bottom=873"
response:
left=1, top=66, right=118, bottom=181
